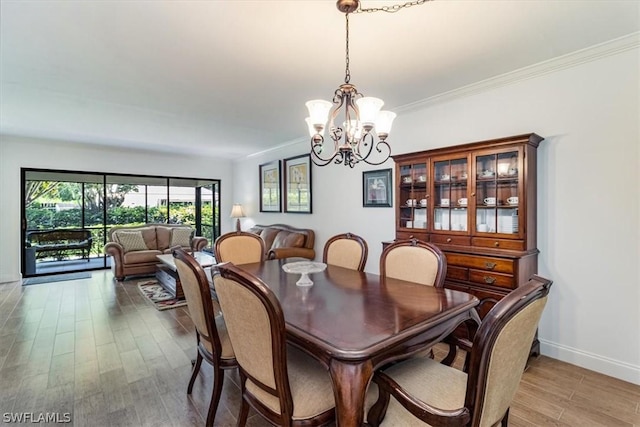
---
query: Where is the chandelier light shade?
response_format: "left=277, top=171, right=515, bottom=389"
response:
left=305, top=0, right=400, bottom=168
left=229, top=204, right=245, bottom=231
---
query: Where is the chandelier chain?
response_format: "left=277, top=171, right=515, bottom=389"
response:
left=345, top=14, right=351, bottom=83
left=355, top=0, right=430, bottom=14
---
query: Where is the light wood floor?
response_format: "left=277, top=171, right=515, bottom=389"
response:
left=0, top=271, right=638, bottom=426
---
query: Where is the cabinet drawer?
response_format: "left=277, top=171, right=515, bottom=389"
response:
left=446, top=265, right=469, bottom=281
left=472, top=237, right=525, bottom=251
left=430, top=234, right=471, bottom=246
left=469, top=269, right=515, bottom=289
left=445, top=253, right=514, bottom=274
left=396, top=231, right=428, bottom=242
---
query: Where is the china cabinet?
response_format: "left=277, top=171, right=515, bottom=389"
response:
left=388, top=133, right=544, bottom=354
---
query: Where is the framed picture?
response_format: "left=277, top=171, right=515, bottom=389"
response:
left=363, top=168, right=392, bottom=207
left=259, top=160, right=281, bottom=212
left=284, top=154, right=312, bottom=213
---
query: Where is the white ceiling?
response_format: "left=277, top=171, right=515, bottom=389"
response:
left=1, top=1, right=638, bottom=159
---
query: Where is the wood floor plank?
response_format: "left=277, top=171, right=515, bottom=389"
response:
left=97, top=342, right=123, bottom=374
left=128, top=376, right=172, bottom=426
left=99, top=368, right=134, bottom=414
left=119, top=348, right=150, bottom=384
left=48, top=352, right=75, bottom=389
left=12, top=372, right=50, bottom=414
left=74, top=359, right=102, bottom=400
left=53, top=331, right=75, bottom=356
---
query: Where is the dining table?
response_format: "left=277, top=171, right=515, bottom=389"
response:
left=235, top=258, right=480, bottom=427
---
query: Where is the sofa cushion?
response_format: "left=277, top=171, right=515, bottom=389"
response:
left=140, top=227, right=158, bottom=249
left=271, top=231, right=305, bottom=249
left=123, top=249, right=162, bottom=264
left=114, top=231, right=148, bottom=253
left=259, top=228, right=281, bottom=250
left=155, top=226, right=173, bottom=251
left=171, top=227, right=194, bottom=248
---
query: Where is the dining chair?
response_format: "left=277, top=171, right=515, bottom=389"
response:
left=172, top=248, right=237, bottom=427
left=214, top=231, right=265, bottom=265
left=213, top=262, right=336, bottom=427
left=366, top=275, right=553, bottom=427
left=380, top=238, right=446, bottom=287
left=322, top=232, right=368, bottom=271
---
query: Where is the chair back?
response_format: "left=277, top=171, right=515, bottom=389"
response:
left=213, top=262, right=294, bottom=420
left=214, top=231, right=266, bottom=265
left=323, top=232, right=368, bottom=271
left=173, top=248, right=223, bottom=358
left=380, top=238, right=446, bottom=287
left=466, top=275, right=552, bottom=427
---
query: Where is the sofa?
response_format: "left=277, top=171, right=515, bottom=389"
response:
left=104, top=223, right=208, bottom=281
left=247, top=224, right=315, bottom=260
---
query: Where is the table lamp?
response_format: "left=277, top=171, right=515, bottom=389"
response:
left=230, top=204, right=245, bottom=232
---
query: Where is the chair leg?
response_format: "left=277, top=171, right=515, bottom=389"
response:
left=206, top=367, right=225, bottom=427
left=441, top=342, right=457, bottom=366
left=367, top=384, right=391, bottom=427
left=501, top=408, right=510, bottom=427
left=237, top=397, right=250, bottom=427
left=187, top=352, right=203, bottom=394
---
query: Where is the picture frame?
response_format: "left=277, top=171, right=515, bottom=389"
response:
left=283, top=154, right=312, bottom=213
left=363, top=168, right=392, bottom=207
left=259, top=160, right=282, bottom=212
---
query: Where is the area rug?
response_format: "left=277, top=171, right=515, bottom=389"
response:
left=23, top=271, right=92, bottom=286
left=137, top=280, right=188, bottom=311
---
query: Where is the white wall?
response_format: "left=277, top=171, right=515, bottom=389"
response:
left=0, top=136, right=236, bottom=283
left=234, top=45, right=640, bottom=384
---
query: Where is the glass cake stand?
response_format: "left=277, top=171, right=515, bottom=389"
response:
left=282, top=261, right=327, bottom=286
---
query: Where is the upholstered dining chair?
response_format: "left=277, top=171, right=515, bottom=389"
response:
left=172, top=248, right=237, bottom=427
left=213, top=262, right=336, bottom=427
left=366, top=275, right=553, bottom=427
left=322, top=232, right=368, bottom=271
left=380, top=238, right=446, bottom=287
left=214, top=231, right=265, bottom=265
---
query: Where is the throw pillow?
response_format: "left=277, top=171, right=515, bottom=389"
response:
left=171, top=227, right=194, bottom=248
left=114, top=231, right=148, bottom=253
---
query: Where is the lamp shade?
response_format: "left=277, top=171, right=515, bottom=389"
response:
left=305, top=100, right=333, bottom=128
left=305, top=117, right=320, bottom=137
left=230, top=204, right=245, bottom=218
left=355, top=97, right=383, bottom=128
left=375, top=110, right=397, bottom=135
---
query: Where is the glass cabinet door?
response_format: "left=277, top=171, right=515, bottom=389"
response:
left=399, top=162, right=428, bottom=230
left=474, top=150, right=520, bottom=235
left=433, top=157, right=468, bottom=232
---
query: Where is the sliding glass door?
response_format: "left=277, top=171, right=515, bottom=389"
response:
left=22, top=169, right=221, bottom=278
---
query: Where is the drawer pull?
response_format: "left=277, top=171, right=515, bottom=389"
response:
left=494, top=241, right=500, bottom=247
left=446, top=238, right=452, bottom=243
left=484, top=276, right=497, bottom=284
left=485, top=262, right=497, bottom=270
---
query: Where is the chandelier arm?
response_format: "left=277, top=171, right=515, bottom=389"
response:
left=310, top=134, right=342, bottom=166
left=360, top=140, right=392, bottom=165
left=352, top=132, right=375, bottom=161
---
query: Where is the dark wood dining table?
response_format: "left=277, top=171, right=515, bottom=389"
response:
left=236, top=258, right=480, bottom=427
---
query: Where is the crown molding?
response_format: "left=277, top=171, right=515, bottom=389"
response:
left=396, top=32, right=640, bottom=114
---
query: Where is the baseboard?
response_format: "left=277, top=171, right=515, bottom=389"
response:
left=0, top=273, right=22, bottom=284
left=540, top=339, right=640, bottom=385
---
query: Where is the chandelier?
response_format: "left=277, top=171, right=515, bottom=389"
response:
left=305, top=0, right=428, bottom=168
